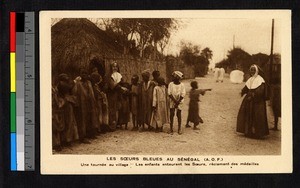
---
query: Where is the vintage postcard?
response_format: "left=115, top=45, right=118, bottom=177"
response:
left=40, top=10, right=292, bottom=174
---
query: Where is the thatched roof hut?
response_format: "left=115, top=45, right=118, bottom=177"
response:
left=51, top=18, right=123, bottom=79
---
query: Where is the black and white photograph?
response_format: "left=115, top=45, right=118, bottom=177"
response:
left=40, top=10, right=292, bottom=174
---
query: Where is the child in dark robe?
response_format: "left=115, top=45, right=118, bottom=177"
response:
left=186, top=81, right=212, bottom=130
left=52, top=74, right=79, bottom=151
left=73, top=68, right=97, bottom=143
left=117, top=82, right=131, bottom=130
left=130, top=75, right=140, bottom=131
left=90, top=72, right=109, bottom=134
left=52, top=86, right=64, bottom=151
left=140, top=69, right=156, bottom=132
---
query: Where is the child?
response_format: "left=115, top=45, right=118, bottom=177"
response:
left=140, top=69, right=155, bottom=131
left=117, top=82, right=131, bottom=130
left=52, top=86, right=64, bottom=151
left=52, top=74, right=79, bottom=151
left=73, top=68, right=97, bottom=143
left=90, top=72, right=109, bottom=134
left=130, top=75, right=140, bottom=131
left=152, top=77, right=169, bottom=133
left=168, top=71, right=186, bottom=135
left=152, top=70, right=160, bottom=85
left=186, top=81, right=212, bottom=130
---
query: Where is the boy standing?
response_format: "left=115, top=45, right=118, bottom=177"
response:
left=168, top=71, right=186, bottom=135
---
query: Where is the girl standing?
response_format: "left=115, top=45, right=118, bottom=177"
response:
left=186, top=81, right=211, bottom=130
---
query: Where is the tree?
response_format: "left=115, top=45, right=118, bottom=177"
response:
left=101, top=18, right=176, bottom=57
left=158, top=36, right=169, bottom=55
left=201, top=47, right=213, bottom=61
left=179, top=41, right=212, bottom=76
left=108, top=18, right=139, bottom=55
left=89, top=18, right=178, bottom=58
left=179, top=41, right=201, bottom=65
left=226, top=47, right=252, bottom=72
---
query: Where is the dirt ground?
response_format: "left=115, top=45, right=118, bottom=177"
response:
left=56, top=73, right=281, bottom=155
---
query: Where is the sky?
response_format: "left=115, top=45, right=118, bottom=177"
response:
left=165, top=18, right=281, bottom=67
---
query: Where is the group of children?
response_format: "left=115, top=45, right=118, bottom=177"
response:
left=52, top=62, right=211, bottom=151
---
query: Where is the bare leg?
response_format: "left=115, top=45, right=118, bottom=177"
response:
left=177, top=110, right=182, bottom=134
left=169, top=108, right=175, bottom=134
left=193, top=122, right=200, bottom=130
left=132, top=115, right=136, bottom=131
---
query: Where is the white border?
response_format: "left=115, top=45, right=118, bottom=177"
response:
left=40, top=10, right=292, bottom=174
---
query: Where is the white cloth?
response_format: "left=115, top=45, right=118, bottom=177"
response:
left=173, top=71, right=183, bottom=78
left=214, top=68, right=220, bottom=81
left=218, top=68, right=225, bottom=81
left=111, top=72, right=122, bottom=84
left=245, top=75, right=265, bottom=89
left=230, top=70, right=244, bottom=84
left=168, top=82, right=186, bottom=110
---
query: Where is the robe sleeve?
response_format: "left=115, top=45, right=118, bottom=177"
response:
left=241, top=86, right=248, bottom=96
left=195, top=89, right=206, bottom=95
left=152, top=87, right=158, bottom=107
left=167, top=82, right=172, bottom=96
left=180, top=83, right=186, bottom=97
left=88, top=81, right=96, bottom=103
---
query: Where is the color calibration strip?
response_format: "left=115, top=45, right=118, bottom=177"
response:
left=10, top=12, right=17, bottom=171
left=10, top=12, right=35, bottom=171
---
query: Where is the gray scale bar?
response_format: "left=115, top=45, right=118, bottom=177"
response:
left=16, top=32, right=25, bottom=171
left=25, top=12, right=34, bottom=34
left=24, top=79, right=35, bottom=124
left=24, top=12, right=35, bottom=171
left=24, top=124, right=34, bottom=170
left=25, top=55, right=34, bottom=75
left=25, top=33, right=35, bottom=79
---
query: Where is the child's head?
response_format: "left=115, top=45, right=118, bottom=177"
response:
left=131, top=74, right=139, bottom=85
left=141, top=69, right=150, bottom=82
left=172, top=71, right=183, bottom=82
left=152, top=70, right=160, bottom=81
left=157, top=77, right=165, bottom=86
left=111, top=62, right=119, bottom=73
left=80, top=68, right=89, bottom=81
left=57, top=73, right=74, bottom=94
left=90, top=72, right=102, bottom=84
left=190, top=81, right=198, bottom=89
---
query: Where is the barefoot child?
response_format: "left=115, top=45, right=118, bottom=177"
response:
left=168, top=71, right=186, bottom=135
left=152, top=77, right=169, bottom=133
left=186, top=81, right=212, bottom=130
left=117, top=82, right=130, bottom=130
left=130, top=75, right=140, bottom=131
left=140, top=69, right=155, bottom=131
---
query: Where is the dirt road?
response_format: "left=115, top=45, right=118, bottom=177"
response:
left=57, top=73, right=281, bottom=155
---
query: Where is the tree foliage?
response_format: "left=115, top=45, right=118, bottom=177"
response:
left=179, top=41, right=213, bottom=76
left=96, top=18, right=178, bottom=58
left=216, top=47, right=276, bottom=75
